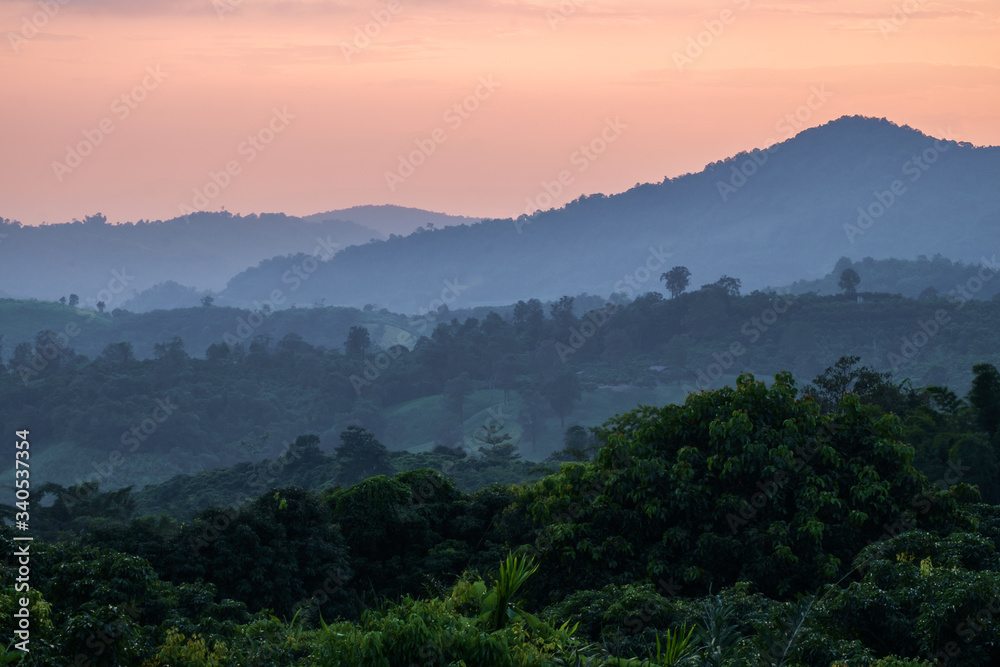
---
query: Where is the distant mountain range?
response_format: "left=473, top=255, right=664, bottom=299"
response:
left=0, top=212, right=381, bottom=307
left=3, top=116, right=997, bottom=313
left=0, top=206, right=481, bottom=311
left=220, top=115, right=999, bottom=312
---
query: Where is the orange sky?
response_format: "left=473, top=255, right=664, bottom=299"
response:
left=1, top=0, right=998, bottom=224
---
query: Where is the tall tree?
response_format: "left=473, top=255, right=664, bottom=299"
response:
left=335, top=426, right=393, bottom=486
left=542, top=371, right=582, bottom=429
left=442, top=372, right=472, bottom=423
left=660, top=266, right=691, bottom=299
left=474, top=422, right=513, bottom=451
left=344, top=326, right=372, bottom=359
left=839, top=268, right=861, bottom=295
left=550, top=295, right=576, bottom=331
left=969, top=363, right=1000, bottom=438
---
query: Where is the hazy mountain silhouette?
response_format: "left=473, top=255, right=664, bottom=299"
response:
left=303, top=205, right=480, bottom=236
left=0, top=211, right=381, bottom=307
left=221, top=116, right=999, bottom=312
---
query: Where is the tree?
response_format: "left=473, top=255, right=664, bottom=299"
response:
left=523, top=372, right=972, bottom=602
left=969, top=363, right=1000, bottom=438
left=205, top=342, right=231, bottom=363
left=153, top=336, right=187, bottom=365
left=201, top=294, right=215, bottom=307
left=711, top=275, right=741, bottom=297
left=335, top=426, right=392, bottom=485
left=344, top=326, right=372, bottom=359
left=838, top=268, right=861, bottom=296
left=513, top=299, right=545, bottom=344
left=97, top=342, right=135, bottom=368
left=802, top=355, right=923, bottom=415
left=518, top=386, right=549, bottom=452
left=919, top=286, right=939, bottom=300
left=550, top=296, right=576, bottom=331
left=442, top=372, right=472, bottom=424
left=68, top=293, right=79, bottom=307
left=542, top=372, right=582, bottom=429
left=474, top=422, right=513, bottom=450
left=660, top=266, right=691, bottom=299
left=96, top=300, right=106, bottom=313
left=548, top=425, right=598, bottom=461
left=180, top=487, right=352, bottom=619
left=59, top=296, right=66, bottom=305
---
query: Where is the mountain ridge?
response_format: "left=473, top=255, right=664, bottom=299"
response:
left=221, top=115, right=999, bottom=312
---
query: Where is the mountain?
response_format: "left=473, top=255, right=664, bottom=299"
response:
left=303, top=204, right=481, bottom=236
left=0, top=212, right=381, bottom=306
left=221, top=116, right=1000, bottom=313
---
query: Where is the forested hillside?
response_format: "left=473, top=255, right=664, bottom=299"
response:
left=3, top=284, right=1000, bottom=494
left=784, top=255, right=1000, bottom=300
left=6, top=368, right=1000, bottom=665
left=220, top=117, right=1000, bottom=311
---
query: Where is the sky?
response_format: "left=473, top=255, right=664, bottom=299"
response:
left=1, top=0, right=998, bottom=225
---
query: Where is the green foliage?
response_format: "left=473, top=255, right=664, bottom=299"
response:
left=968, top=362, right=1000, bottom=437
left=145, top=628, right=228, bottom=667
left=803, top=355, right=925, bottom=415
left=6, top=288, right=1000, bottom=498
left=523, top=372, right=971, bottom=602
left=334, top=426, right=393, bottom=486
left=694, top=596, right=744, bottom=666
left=648, top=624, right=696, bottom=666
left=820, top=530, right=1000, bottom=664
left=11, top=362, right=1000, bottom=666
left=191, top=488, right=350, bottom=618
left=477, top=552, right=541, bottom=632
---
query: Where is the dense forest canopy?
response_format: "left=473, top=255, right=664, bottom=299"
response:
left=5, top=363, right=1000, bottom=665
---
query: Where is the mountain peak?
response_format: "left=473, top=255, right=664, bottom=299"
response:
left=786, top=115, right=949, bottom=152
